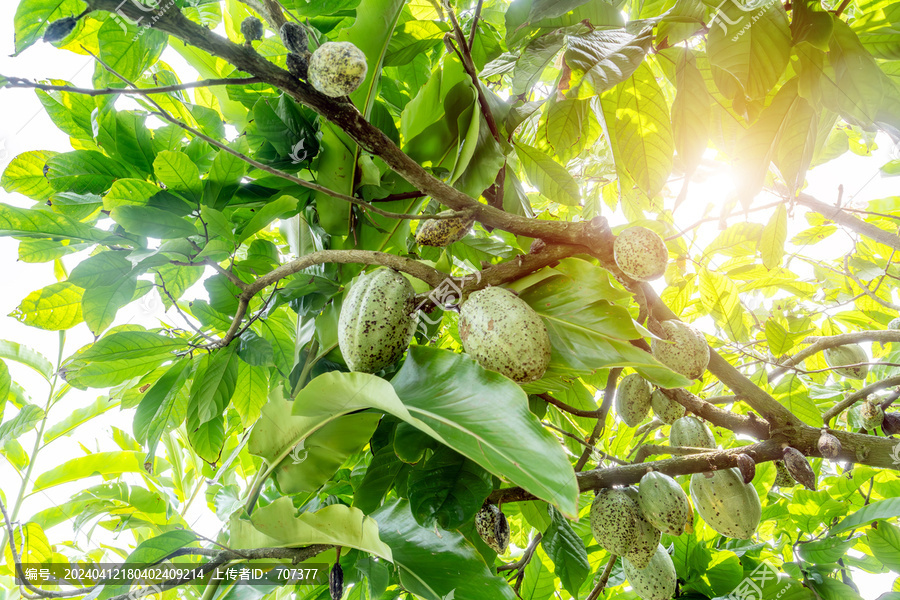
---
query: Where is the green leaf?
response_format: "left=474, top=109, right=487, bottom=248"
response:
left=82, top=276, right=138, bottom=335
left=249, top=388, right=380, bottom=494
left=868, top=522, right=900, bottom=572
left=1, top=150, right=58, bottom=201
left=111, top=206, right=199, bottom=239
left=62, top=331, right=188, bottom=389
left=707, top=0, right=791, bottom=99
left=671, top=50, right=710, bottom=174
left=45, top=396, right=117, bottom=443
left=512, top=31, right=566, bottom=95
left=188, top=415, right=225, bottom=464
left=232, top=361, right=268, bottom=426
left=515, top=141, right=581, bottom=206
left=133, top=359, right=191, bottom=450
left=564, top=28, right=652, bottom=97
left=236, top=195, right=298, bottom=243
left=46, top=150, right=123, bottom=194
left=760, top=204, right=788, bottom=269
left=829, top=498, right=900, bottom=535
left=292, top=347, right=579, bottom=517
left=371, top=499, right=515, bottom=600
left=37, top=85, right=96, bottom=141
left=68, top=251, right=133, bottom=288
left=153, top=150, right=202, bottom=200
left=99, top=530, right=197, bottom=600
left=102, top=178, right=163, bottom=209
left=97, top=17, right=167, bottom=83
left=699, top=268, right=748, bottom=342
left=13, top=0, right=86, bottom=55
left=354, top=444, right=408, bottom=515
left=797, top=536, right=858, bottom=563
left=541, top=506, right=590, bottom=599
left=407, top=446, right=493, bottom=530
left=0, top=203, right=109, bottom=243
left=0, top=340, right=53, bottom=380
left=230, top=497, right=393, bottom=561
left=32, top=451, right=159, bottom=492
left=188, top=345, right=239, bottom=424
left=828, top=21, right=886, bottom=126
left=11, top=282, right=84, bottom=331
left=519, top=553, right=556, bottom=600
left=0, top=404, right=45, bottom=446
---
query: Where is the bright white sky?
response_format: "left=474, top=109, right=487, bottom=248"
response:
left=0, top=1, right=897, bottom=597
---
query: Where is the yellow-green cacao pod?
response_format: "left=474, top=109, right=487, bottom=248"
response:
left=690, top=467, right=760, bottom=539
left=589, top=489, right=640, bottom=556
left=458, top=287, right=551, bottom=383
left=623, top=544, right=677, bottom=600
left=823, top=344, right=868, bottom=380
left=651, top=320, right=709, bottom=380
left=637, top=471, right=690, bottom=535
left=651, top=389, right=685, bottom=424
left=414, top=211, right=474, bottom=247
left=338, top=269, right=416, bottom=373
left=669, top=416, right=716, bottom=449
left=622, top=487, right=662, bottom=568
left=614, top=226, right=668, bottom=282
left=308, top=41, right=367, bottom=97
left=475, top=504, right=510, bottom=554
left=616, top=374, right=652, bottom=427
left=861, top=399, right=884, bottom=430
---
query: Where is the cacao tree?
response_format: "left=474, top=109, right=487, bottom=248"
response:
left=1, top=0, right=900, bottom=599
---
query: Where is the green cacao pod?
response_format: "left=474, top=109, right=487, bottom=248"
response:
left=623, top=544, right=677, bottom=600
left=458, top=287, right=551, bottom=382
left=308, top=41, right=367, bottom=97
left=669, top=416, right=716, bottom=449
left=888, top=317, right=900, bottom=330
left=589, top=489, right=640, bottom=556
left=338, top=269, right=416, bottom=373
left=689, top=467, right=760, bottom=539
left=651, top=320, right=709, bottom=379
left=650, top=389, right=685, bottom=424
left=823, top=344, right=868, bottom=380
left=616, top=374, right=652, bottom=427
left=475, top=504, right=510, bottom=554
left=637, top=471, right=690, bottom=535
left=414, top=211, right=474, bottom=247
left=861, top=399, right=885, bottom=430
left=614, top=226, right=668, bottom=282
left=622, top=487, right=661, bottom=568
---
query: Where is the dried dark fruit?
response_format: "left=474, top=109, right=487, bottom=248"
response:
left=43, top=17, right=77, bottom=43
left=735, top=453, right=756, bottom=484
left=817, top=429, right=843, bottom=459
left=329, top=563, right=343, bottom=600
left=783, top=447, right=816, bottom=491
left=883, top=412, right=900, bottom=436
left=287, top=52, right=309, bottom=80
left=475, top=503, right=510, bottom=554
left=773, top=460, right=794, bottom=487
left=240, top=16, right=264, bottom=42
left=280, top=21, right=308, bottom=54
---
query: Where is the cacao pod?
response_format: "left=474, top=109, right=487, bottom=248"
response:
left=861, top=399, right=885, bottom=430
left=589, top=489, right=640, bottom=556
left=823, top=344, right=868, bottom=380
left=415, top=211, right=474, bottom=247
left=670, top=416, right=716, bottom=449
left=637, top=471, right=691, bottom=535
left=287, top=52, right=309, bottom=80
left=623, top=544, right=677, bottom=600
left=817, top=429, right=842, bottom=459
left=43, top=17, right=77, bottom=42
left=782, top=447, right=816, bottom=491
left=337, top=268, right=416, bottom=373
left=614, top=226, right=668, bottom=282
left=616, top=374, right=652, bottom=427
left=308, top=42, right=368, bottom=97
left=888, top=317, right=900, bottom=330
left=735, top=454, right=756, bottom=484
left=241, top=16, right=264, bottom=42
left=651, top=320, right=709, bottom=380
left=622, top=487, right=661, bottom=568
left=458, top=287, right=551, bottom=382
left=690, top=467, right=761, bottom=539
left=475, top=503, right=510, bottom=554
left=650, top=389, right=685, bottom=424
left=883, top=412, right=900, bottom=435
left=329, top=564, right=343, bottom=600
left=280, top=22, right=308, bottom=54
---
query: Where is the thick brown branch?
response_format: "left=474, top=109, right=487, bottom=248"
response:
left=660, top=388, right=771, bottom=439
left=796, top=192, right=900, bottom=251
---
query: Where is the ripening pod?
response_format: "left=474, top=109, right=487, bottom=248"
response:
left=280, top=22, right=308, bottom=54
left=861, top=399, right=885, bottom=430
left=735, top=454, right=756, bottom=484
left=240, top=16, right=264, bottom=42
left=690, top=468, right=761, bottom=539
left=823, top=344, right=869, bottom=380
left=650, top=389, right=685, bottom=424
left=669, top=416, right=716, bottom=449
left=623, top=544, right=677, bottom=600
left=783, top=447, right=817, bottom=491
left=817, top=429, right=842, bottom=459
left=651, top=320, right=709, bottom=380
left=414, top=211, right=474, bottom=247
left=329, top=564, right=343, bottom=600
left=637, top=471, right=691, bottom=535
left=590, top=489, right=640, bottom=555
left=309, top=41, right=368, bottom=97
left=475, top=504, right=510, bottom=554
left=621, top=488, right=662, bottom=568
left=43, top=16, right=77, bottom=42
left=613, top=226, right=668, bottom=282
left=615, top=374, right=652, bottom=427
left=773, top=460, right=794, bottom=487
left=883, top=412, right=900, bottom=436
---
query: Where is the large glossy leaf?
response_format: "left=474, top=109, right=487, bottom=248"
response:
left=82, top=275, right=138, bottom=335
left=133, top=359, right=192, bottom=452
left=829, top=498, right=900, bottom=535
left=699, top=268, right=748, bottom=342
left=96, top=17, right=168, bottom=84
left=541, top=506, right=590, bottom=598
left=0, top=203, right=109, bottom=243
left=292, top=347, right=579, bottom=517
left=0, top=404, right=45, bottom=446
left=828, top=20, right=886, bottom=126
left=111, top=206, right=198, bottom=239
left=671, top=49, right=710, bottom=174
left=13, top=0, right=87, bottom=55
left=564, top=28, right=652, bottom=98
left=46, top=150, right=124, bottom=194
left=1, top=151, right=59, bottom=201
left=32, top=451, right=161, bottom=492
left=230, top=497, right=392, bottom=561
left=0, top=339, right=53, bottom=380
left=407, top=446, right=493, bottom=530
left=371, top=500, right=516, bottom=600
left=11, top=282, right=84, bottom=331
left=515, top=141, right=581, bottom=206
left=868, top=521, right=900, bottom=572
left=188, top=345, right=239, bottom=424
left=99, top=530, right=197, bottom=600
left=62, top=331, right=188, bottom=389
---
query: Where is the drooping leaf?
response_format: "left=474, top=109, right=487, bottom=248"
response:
left=541, top=506, right=590, bottom=598
left=32, top=451, right=163, bottom=492
left=11, top=282, right=84, bottom=331
left=564, top=28, right=652, bottom=98
left=407, top=445, right=493, bottom=530
left=515, top=141, right=581, bottom=206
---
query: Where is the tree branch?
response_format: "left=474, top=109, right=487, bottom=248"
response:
left=575, top=368, right=622, bottom=471
left=795, top=192, right=900, bottom=251
left=823, top=375, right=900, bottom=426
left=770, top=330, right=900, bottom=379
left=586, top=555, right=617, bottom=600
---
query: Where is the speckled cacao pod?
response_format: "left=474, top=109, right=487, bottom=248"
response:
left=415, top=211, right=474, bottom=247
left=823, top=344, right=869, bottom=380
left=614, top=226, right=668, bottom=282
left=590, top=489, right=640, bottom=556
left=637, top=471, right=690, bottom=536
left=309, top=42, right=368, bottom=97
left=241, top=16, right=264, bottom=42
left=817, top=429, right=842, bottom=459
left=475, top=504, right=510, bottom=554
left=690, top=467, right=761, bottom=539
left=651, top=320, right=709, bottom=380
left=623, top=544, right=677, bottom=600
left=616, top=374, right=652, bottom=427
left=280, top=22, right=308, bottom=54
left=861, top=399, right=885, bottom=430
left=650, top=389, right=686, bottom=424
left=773, top=460, right=794, bottom=487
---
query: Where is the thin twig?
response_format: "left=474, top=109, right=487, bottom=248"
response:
left=3, top=76, right=262, bottom=96
left=823, top=375, right=900, bottom=426
left=585, top=555, right=617, bottom=600
left=467, top=0, right=484, bottom=50
left=575, top=368, right=622, bottom=471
